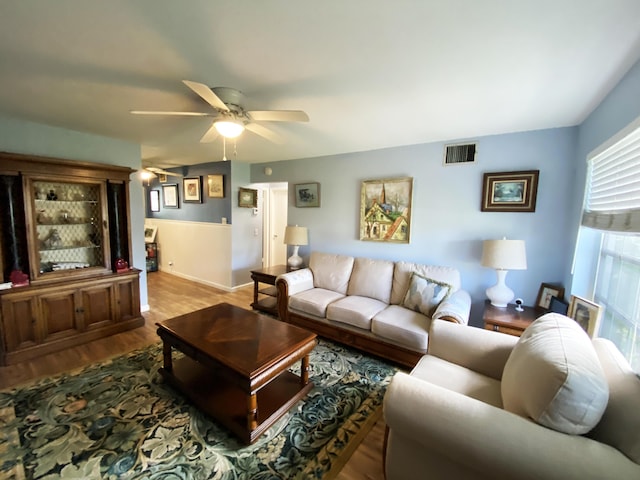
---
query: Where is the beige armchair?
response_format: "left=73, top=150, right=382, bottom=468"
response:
left=383, top=316, right=640, bottom=480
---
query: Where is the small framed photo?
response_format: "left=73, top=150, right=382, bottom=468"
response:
left=158, top=174, right=168, bottom=183
left=481, top=170, right=539, bottom=212
left=568, top=295, right=603, bottom=338
left=149, top=190, right=160, bottom=212
left=144, top=224, right=157, bottom=243
left=535, top=283, right=565, bottom=310
left=183, top=176, right=202, bottom=203
left=238, top=187, right=258, bottom=208
left=207, top=174, right=224, bottom=198
left=294, top=182, right=320, bottom=207
left=162, top=184, right=179, bottom=208
left=548, top=296, right=569, bottom=315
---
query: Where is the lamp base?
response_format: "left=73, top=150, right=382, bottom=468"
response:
left=287, top=245, right=303, bottom=269
left=486, top=269, right=514, bottom=308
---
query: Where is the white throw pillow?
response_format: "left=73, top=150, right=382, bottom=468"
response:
left=501, top=313, right=609, bottom=435
left=402, top=272, right=452, bottom=316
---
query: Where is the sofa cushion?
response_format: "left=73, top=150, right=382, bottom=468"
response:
left=347, top=257, right=394, bottom=303
left=588, top=338, right=640, bottom=464
left=327, top=295, right=387, bottom=330
left=402, top=272, right=452, bottom=316
left=309, top=252, right=354, bottom=295
left=410, top=354, right=503, bottom=408
left=390, top=262, right=461, bottom=305
left=372, top=305, right=430, bottom=351
left=501, top=313, right=609, bottom=435
left=289, top=288, right=345, bottom=318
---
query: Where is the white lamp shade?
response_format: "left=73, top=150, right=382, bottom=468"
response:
left=284, top=226, right=308, bottom=246
left=481, top=239, right=527, bottom=270
left=214, top=120, right=245, bottom=138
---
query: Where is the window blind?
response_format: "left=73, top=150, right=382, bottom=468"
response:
left=582, top=120, right=640, bottom=232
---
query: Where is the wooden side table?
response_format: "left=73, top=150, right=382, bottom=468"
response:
left=250, top=265, right=291, bottom=315
left=482, top=300, right=540, bottom=336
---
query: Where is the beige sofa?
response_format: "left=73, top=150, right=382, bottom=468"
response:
left=384, top=315, right=640, bottom=479
left=275, top=251, right=471, bottom=367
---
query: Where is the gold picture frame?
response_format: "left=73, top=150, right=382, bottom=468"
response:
left=568, top=295, right=603, bottom=338
left=238, top=187, right=257, bottom=208
left=207, top=174, right=224, bottom=198
left=359, top=177, right=413, bottom=243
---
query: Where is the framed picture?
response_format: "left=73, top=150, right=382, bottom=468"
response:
left=360, top=177, right=413, bottom=243
left=158, top=174, right=167, bottom=183
left=162, top=184, right=179, bottom=208
left=238, top=187, right=258, bottom=208
left=481, top=170, right=539, bottom=212
left=183, top=176, right=202, bottom=203
left=568, top=295, right=603, bottom=338
left=207, top=174, right=224, bottom=198
left=294, top=182, right=320, bottom=207
left=535, top=282, right=565, bottom=310
left=548, top=296, right=569, bottom=315
left=149, top=190, right=160, bottom=212
left=144, top=224, right=157, bottom=243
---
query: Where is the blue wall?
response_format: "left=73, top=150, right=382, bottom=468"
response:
left=145, top=161, right=232, bottom=224
left=251, top=127, right=577, bottom=326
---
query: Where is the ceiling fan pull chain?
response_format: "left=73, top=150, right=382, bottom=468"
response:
left=222, top=137, right=227, bottom=161
left=234, top=140, right=238, bottom=159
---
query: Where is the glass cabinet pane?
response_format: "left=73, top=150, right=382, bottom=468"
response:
left=32, top=180, right=106, bottom=276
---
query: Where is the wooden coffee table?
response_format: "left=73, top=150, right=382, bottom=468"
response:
left=156, top=302, right=317, bottom=444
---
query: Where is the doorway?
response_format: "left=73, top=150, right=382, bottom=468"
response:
left=261, top=183, right=288, bottom=267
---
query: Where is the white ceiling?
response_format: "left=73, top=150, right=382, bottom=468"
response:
left=1, top=1, right=639, bottom=167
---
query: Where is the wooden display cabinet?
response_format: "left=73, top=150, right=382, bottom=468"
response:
left=0, top=152, right=144, bottom=365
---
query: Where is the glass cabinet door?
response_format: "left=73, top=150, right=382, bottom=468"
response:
left=28, top=178, right=110, bottom=281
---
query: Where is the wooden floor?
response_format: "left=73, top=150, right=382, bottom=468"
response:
left=0, top=271, right=385, bottom=480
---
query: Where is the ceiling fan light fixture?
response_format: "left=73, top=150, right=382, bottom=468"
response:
left=214, top=120, right=245, bottom=138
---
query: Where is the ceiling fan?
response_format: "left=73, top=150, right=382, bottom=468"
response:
left=143, top=166, right=182, bottom=177
left=131, top=80, right=309, bottom=145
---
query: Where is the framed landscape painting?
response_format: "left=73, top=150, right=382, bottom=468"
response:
left=359, top=177, right=413, bottom=243
left=294, top=182, right=320, bottom=207
left=481, top=170, right=539, bottom=212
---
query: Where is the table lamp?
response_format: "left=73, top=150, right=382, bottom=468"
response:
left=284, top=225, right=308, bottom=269
left=481, top=238, right=527, bottom=307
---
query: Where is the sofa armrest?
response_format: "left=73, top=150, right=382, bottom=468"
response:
left=432, top=289, right=471, bottom=325
left=275, top=268, right=314, bottom=321
left=427, top=319, right=518, bottom=380
left=384, top=372, right=638, bottom=480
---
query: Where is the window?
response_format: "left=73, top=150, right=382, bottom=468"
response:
left=579, top=116, right=640, bottom=371
left=594, top=232, right=640, bottom=370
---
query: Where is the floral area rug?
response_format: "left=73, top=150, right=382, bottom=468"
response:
left=0, top=339, right=397, bottom=479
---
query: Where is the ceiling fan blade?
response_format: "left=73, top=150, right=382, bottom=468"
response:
left=247, top=110, right=309, bottom=122
left=147, top=167, right=183, bottom=177
left=199, top=124, right=219, bottom=143
left=183, top=80, right=230, bottom=112
left=131, top=110, right=212, bottom=116
left=245, top=123, right=284, bottom=144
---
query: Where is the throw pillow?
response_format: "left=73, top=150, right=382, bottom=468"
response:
left=501, top=313, right=609, bottom=435
left=402, top=272, right=452, bottom=316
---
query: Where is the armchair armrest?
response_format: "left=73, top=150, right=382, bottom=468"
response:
left=427, top=319, right=518, bottom=380
left=384, top=373, right=638, bottom=480
left=432, top=289, right=471, bottom=324
left=275, top=268, right=314, bottom=321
